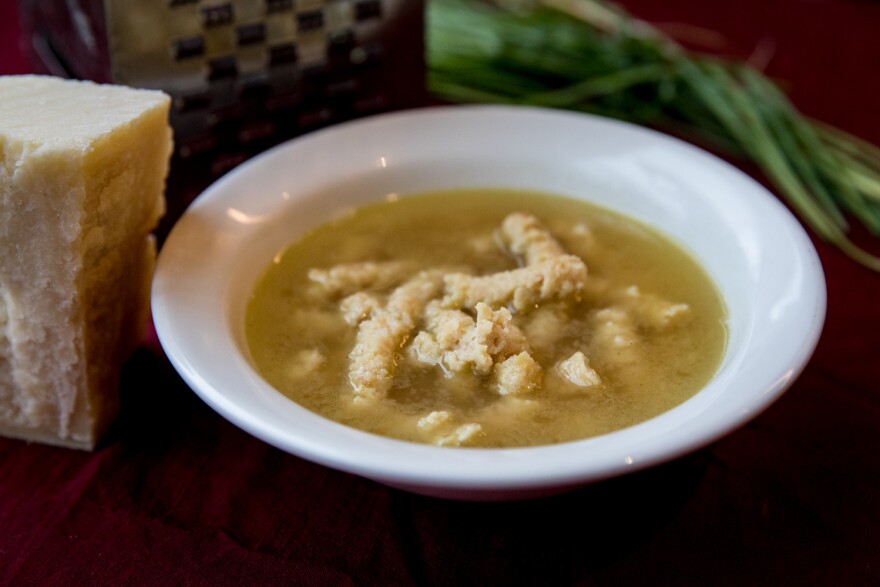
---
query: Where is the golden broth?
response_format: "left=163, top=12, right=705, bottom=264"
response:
left=245, top=189, right=727, bottom=448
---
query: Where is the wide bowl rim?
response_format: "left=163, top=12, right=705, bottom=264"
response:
left=152, top=104, right=826, bottom=496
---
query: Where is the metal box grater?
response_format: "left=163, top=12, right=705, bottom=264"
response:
left=20, top=0, right=426, bottom=231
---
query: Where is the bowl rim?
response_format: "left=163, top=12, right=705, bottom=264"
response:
left=152, top=104, right=826, bottom=495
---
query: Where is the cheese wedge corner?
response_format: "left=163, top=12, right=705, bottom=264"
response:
left=0, top=75, right=172, bottom=449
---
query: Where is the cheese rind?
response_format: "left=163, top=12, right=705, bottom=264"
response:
left=0, top=75, right=172, bottom=449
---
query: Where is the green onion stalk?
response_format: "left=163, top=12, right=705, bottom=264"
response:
left=427, top=0, right=880, bottom=271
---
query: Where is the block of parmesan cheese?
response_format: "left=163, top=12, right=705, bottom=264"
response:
left=0, top=75, right=172, bottom=449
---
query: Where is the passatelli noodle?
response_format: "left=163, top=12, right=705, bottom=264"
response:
left=245, top=190, right=727, bottom=448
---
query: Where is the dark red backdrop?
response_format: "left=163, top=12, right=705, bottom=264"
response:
left=2, top=1, right=879, bottom=584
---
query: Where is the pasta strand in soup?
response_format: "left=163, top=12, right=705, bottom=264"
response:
left=245, top=189, right=727, bottom=448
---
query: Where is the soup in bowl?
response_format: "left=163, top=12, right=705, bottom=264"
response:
left=152, top=105, right=825, bottom=500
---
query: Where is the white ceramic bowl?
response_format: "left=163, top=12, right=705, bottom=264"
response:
left=152, top=105, right=826, bottom=500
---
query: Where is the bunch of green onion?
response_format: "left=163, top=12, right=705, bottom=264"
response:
left=427, top=0, right=880, bottom=270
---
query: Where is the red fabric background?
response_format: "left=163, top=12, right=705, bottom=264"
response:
left=2, top=1, right=879, bottom=584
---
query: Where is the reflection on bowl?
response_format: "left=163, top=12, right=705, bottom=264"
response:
left=152, top=105, right=825, bottom=500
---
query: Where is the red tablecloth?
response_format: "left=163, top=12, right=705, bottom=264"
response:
left=2, top=1, right=879, bottom=584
